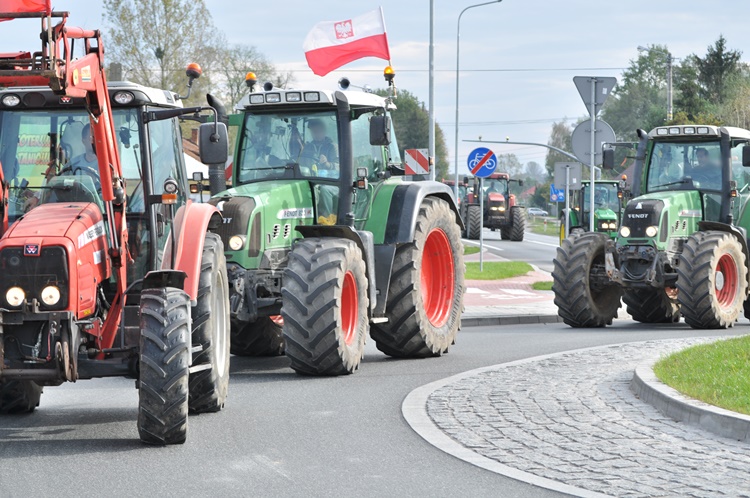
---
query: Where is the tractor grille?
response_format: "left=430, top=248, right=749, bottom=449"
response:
left=209, top=196, right=256, bottom=249
left=622, top=199, right=664, bottom=238
left=272, top=224, right=281, bottom=239
left=0, top=246, right=69, bottom=309
left=283, top=224, right=291, bottom=238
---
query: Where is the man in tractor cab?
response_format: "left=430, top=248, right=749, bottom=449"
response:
left=691, top=146, right=720, bottom=189
left=62, top=123, right=100, bottom=190
left=300, top=118, right=339, bottom=225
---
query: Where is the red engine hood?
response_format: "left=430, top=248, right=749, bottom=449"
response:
left=488, top=192, right=506, bottom=202
left=4, top=202, right=104, bottom=244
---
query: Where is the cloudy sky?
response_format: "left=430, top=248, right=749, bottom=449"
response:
left=1, top=1, right=747, bottom=174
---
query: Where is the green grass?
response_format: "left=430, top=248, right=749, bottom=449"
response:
left=465, top=261, right=532, bottom=280
left=527, top=216, right=560, bottom=237
left=463, top=245, right=480, bottom=255
left=653, top=336, right=750, bottom=415
left=531, top=281, right=553, bottom=291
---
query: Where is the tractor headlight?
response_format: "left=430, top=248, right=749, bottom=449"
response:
left=608, top=222, right=617, bottom=230
left=6, top=286, right=25, bottom=307
left=619, top=226, right=631, bottom=238
left=490, top=206, right=499, bottom=211
left=41, top=285, right=61, bottom=306
left=645, top=226, right=658, bottom=238
left=499, top=206, right=506, bottom=212
left=228, top=235, right=246, bottom=251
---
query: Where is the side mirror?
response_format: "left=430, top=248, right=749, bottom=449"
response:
left=743, top=145, right=750, bottom=167
left=602, top=148, right=615, bottom=169
left=199, top=122, right=228, bottom=165
left=518, top=179, right=524, bottom=187
left=370, top=115, right=391, bottom=146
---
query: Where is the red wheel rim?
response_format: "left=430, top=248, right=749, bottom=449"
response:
left=716, top=254, right=739, bottom=308
left=341, top=271, right=358, bottom=346
left=270, top=315, right=284, bottom=326
left=421, top=228, right=455, bottom=327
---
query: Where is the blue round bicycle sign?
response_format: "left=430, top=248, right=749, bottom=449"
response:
left=467, top=147, right=497, bottom=178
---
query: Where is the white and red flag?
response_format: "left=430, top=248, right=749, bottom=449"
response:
left=303, top=7, right=391, bottom=77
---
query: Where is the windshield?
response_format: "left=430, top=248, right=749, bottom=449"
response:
left=0, top=108, right=143, bottom=223
left=483, top=178, right=508, bottom=195
left=646, top=141, right=721, bottom=192
left=237, top=111, right=339, bottom=184
left=582, top=183, right=619, bottom=212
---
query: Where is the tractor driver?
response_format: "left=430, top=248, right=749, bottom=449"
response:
left=692, top=147, right=720, bottom=189
left=300, top=119, right=339, bottom=225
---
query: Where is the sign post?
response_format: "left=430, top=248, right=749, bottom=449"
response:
left=554, top=162, right=582, bottom=240
left=467, top=147, right=497, bottom=272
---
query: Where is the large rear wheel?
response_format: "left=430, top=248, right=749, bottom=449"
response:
left=466, top=204, right=481, bottom=240
left=371, top=197, right=465, bottom=357
left=0, top=380, right=42, bottom=414
left=509, top=206, right=525, bottom=241
left=188, top=232, right=230, bottom=413
left=230, top=316, right=285, bottom=357
left=623, top=287, right=680, bottom=323
left=138, top=287, right=191, bottom=445
left=552, top=232, right=621, bottom=327
left=281, top=238, right=368, bottom=375
left=677, top=231, right=747, bottom=329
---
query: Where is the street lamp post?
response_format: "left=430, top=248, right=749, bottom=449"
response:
left=453, top=0, right=502, bottom=198
left=638, top=45, right=674, bottom=121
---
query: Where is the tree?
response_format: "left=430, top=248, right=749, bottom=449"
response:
left=374, top=89, right=449, bottom=180
left=544, top=120, right=573, bottom=177
left=497, top=153, right=522, bottom=177
left=696, top=35, right=742, bottom=103
left=103, top=0, right=220, bottom=106
left=525, top=161, right=545, bottom=183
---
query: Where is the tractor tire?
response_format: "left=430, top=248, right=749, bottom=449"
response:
left=623, top=288, right=680, bottom=323
left=230, top=316, right=285, bottom=357
left=188, top=232, right=230, bottom=414
left=552, top=232, right=622, bottom=327
left=677, top=231, right=747, bottom=329
left=500, top=226, right=510, bottom=240
left=466, top=205, right=481, bottom=240
left=509, top=207, right=525, bottom=241
left=371, top=197, right=465, bottom=357
left=138, top=287, right=191, bottom=445
left=281, top=238, right=368, bottom=376
left=0, top=380, right=42, bottom=414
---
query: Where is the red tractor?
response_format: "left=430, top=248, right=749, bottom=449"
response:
left=0, top=6, right=231, bottom=445
left=462, top=173, right=525, bottom=241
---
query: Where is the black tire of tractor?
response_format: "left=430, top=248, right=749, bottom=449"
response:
left=677, top=231, right=748, bottom=329
left=138, top=287, right=191, bottom=445
left=230, top=316, right=285, bottom=357
left=500, top=226, right=510, bottom=240
left=466, top=204, right=481, bottom=240
left=552, top=232, right=622, bottom=327
left=0, top=380, right=42, bottom=414
left=281, top=238, right=368, bottom=376
left=509, top=207, right=525, bottom=241
left=370, top=197, right=465, bottom=358
left=188, top=232, right=230, bottom=414
left=623, top=288, right=680, bottom=323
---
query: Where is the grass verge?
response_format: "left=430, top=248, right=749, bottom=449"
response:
left=531, top=281, right=553, bottom=291
left=464, top=245, right=480, bottom=255
left=653, top=335, right=750, bottom=415
left=527, top=217, right=560, bottom=237
left=465, top=261, right=532, bottom=280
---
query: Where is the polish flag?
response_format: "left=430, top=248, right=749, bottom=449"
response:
left=0, top=0, right=51, bottom=14
left=303, top=8, right=391, bottom=77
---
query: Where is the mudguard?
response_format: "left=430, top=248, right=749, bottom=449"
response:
left=163, top=200, right=223, bottom=303
left=383, top=182, right=462, bottom=244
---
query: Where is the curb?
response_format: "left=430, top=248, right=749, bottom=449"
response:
left=631, top=360, right=750, bottom=442
left=462, top=314, right=562, bottom=328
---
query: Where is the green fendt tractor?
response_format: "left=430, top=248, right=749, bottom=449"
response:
left=553, top=124, right=750, bottom=329
left=558, top=180, right=622, bottom=244
left=210, top=69, right=465, bottom=375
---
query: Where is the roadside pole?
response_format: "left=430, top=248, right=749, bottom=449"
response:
left=589, top=78, right=596, bottom=232
left=565, top=165, right=570, bottom=237
left=479, top=177, right=484, bottom=271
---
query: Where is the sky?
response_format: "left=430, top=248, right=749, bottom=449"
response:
left=1, top=1, right=748, bottom=176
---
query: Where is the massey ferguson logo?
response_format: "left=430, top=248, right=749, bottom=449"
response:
left=335, top=20, right=354, bottom=39
left=628, top=214, right=649, bottom=219
left=24, top=244, right=39, bottom=256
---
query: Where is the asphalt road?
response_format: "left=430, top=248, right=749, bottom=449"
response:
left=464, top=227, right=559, bottom=272
left=1, top=321, right=745, bottom=497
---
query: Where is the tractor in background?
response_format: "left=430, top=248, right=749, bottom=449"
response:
left=462, top=173, right=525, bottom=241
left=210, top=68, right=465, bottom=375
left=553, top=124, right=750, bottom=329
left=0, top=8, right=231, bottom=445
left=558, top=179, right=623, bottom=244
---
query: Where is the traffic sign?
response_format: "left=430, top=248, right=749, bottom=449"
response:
left=404, top=149, right=430, bottom=175
left=573, top=76, right=617, bottom=117
left=466, top=147, right=497, bottom=178
left=550, top=183, right=565, bottom=203
left=554, top=162, right=582, bottom=191
left=571, top=120, right=616, bottom=165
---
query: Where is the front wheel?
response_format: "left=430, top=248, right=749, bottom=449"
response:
left=230, top=316, right=285, bottom=357
left=552, top=232, right=622, bottom=327
left=677, top=231, right=747, bottom=329
left=466, top=204, right=481, bottom=240
left=138, top=287, right=191, bottom=445
left=623, top=287, right=680, bottom=323
left=281, top=238, right=369, bottom=375
left=371, top=197, right=465, bottom=357
left=0, top=380, right=42, bottom=414
left=509, top=206, right=525, bottom=241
